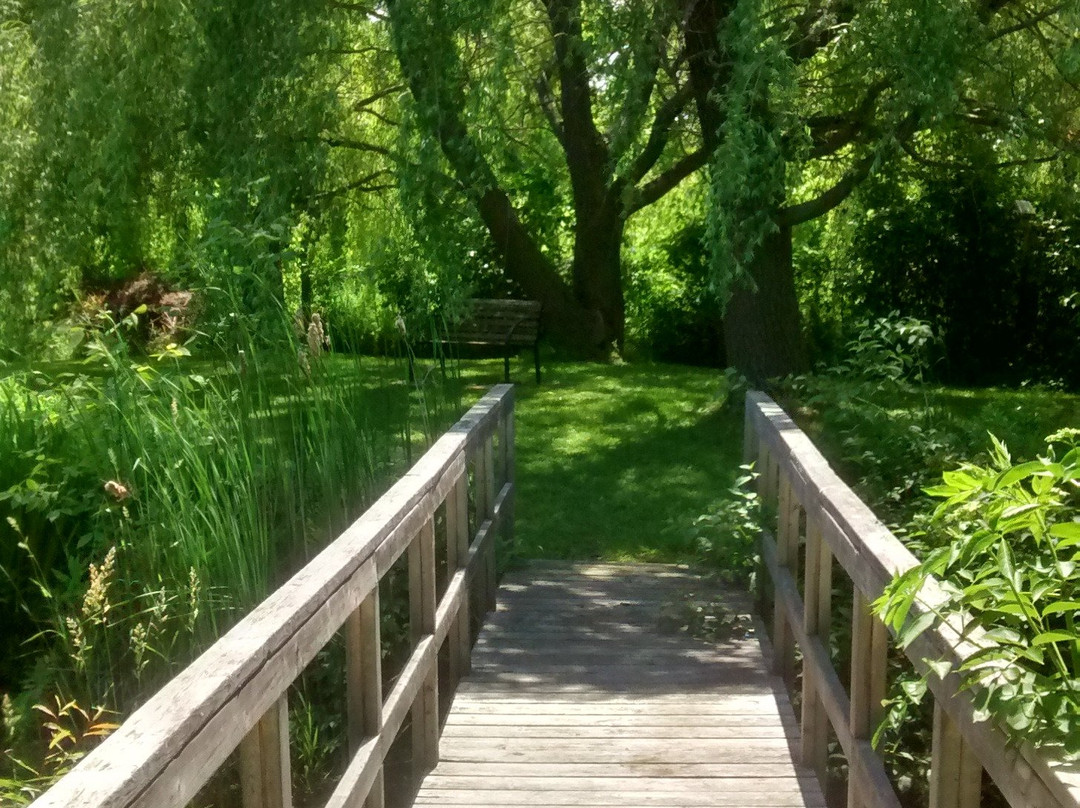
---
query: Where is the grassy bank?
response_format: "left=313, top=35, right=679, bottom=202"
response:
left=447, top=359, right=745, bottom=561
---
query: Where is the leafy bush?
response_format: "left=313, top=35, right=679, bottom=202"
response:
left=880, top=430, right=1080, bottom=756
left=845, top=172, right=1080, bottom=389
left=693, top=464, right=760, bottom=581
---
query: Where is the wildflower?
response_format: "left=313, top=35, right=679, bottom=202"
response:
left=66, top=616, right=88, bottom=670
left=307, top=313, right=328, bottom=359
left=170, top=397, right=179, bottom=422
left=298, top=348, right=311, bottom=378
left=82, top=547, right=116, bottom=626
left=1, top=692, right=13, bottom=742
left=104, top=480, right=129, bottom=501
left=188, top=566, right=201, bottom=630
left=238, top=349, right=247, bottom=377
left=395, top=314, right=407, bottom=337
left=130, top=621, right=149, bottom=674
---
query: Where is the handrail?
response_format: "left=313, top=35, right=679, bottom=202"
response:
left=745, top=390, right=1080, bottom=808
left=33, top=384, right=516, bottom=808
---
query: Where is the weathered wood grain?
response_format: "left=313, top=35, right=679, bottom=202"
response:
left=415, top=562, right=826, bottom=808
left=747, top=390, right=1080, bottom=808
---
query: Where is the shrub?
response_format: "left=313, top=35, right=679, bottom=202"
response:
left=879, top=429, right=1080, bottom=756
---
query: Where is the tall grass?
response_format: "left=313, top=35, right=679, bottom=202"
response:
left=0, top=317, right=460, bottom=796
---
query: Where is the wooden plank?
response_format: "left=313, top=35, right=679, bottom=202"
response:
left=482, top=435, right=497, bottom=612
left=437, top=738, right=805, bottom=764
left=417, top=562, right=827, bottom=808
left=453, top=473, right=471, bottom=678
left=428, top=762, right=813, bottom=779
left=411, top=518, right=439, bottom=777
left=344, top=588, right=385, bottom=808
left=413, top=790, right=825, bottom=807
left=444, top=713, right=797, bottom=727
left=800, top=515, right=831, bottom=780
left=239, top=696, right=291, bottom=808
left=346, top=589, right=382, bottom=751
left=420, top=775, right=819, bottom=792
left=930, top=701, right=982, bottom=808
left=440, top=725, right=790, bottom=740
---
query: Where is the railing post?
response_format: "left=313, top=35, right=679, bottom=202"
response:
left=410, top=518, right=439, bottom=779
left=772, top=473, right=799, bottom=685
left=930, top=701, right=982, bottom=808
left=239, top=696, right=292, bottom=808
left=742, top=396, right=758, bottom=466
left=445, top=481, right=462, bottom=689
left=848, top=589, right=888, bottom=808
left=500, top=396, right=515, bottom=554
left=481, top=433, right=497, bottom=612
left=801, top=514, right=832, bottom=781
left=346, top=589, right=384, bottom=808
left=453, top=474, right=472, bottom=676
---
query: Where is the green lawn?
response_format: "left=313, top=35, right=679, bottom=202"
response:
left=445, top=359, right=743, bottom=562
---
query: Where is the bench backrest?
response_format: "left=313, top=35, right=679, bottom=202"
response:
left=448, top=299, right=541, bottom=346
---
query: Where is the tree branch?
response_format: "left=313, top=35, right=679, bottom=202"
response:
left=900, top=139, right=1061, bottom=170
left=787, top=0, right=855, bottom=63
left=620, top=83, right=695, bottom=186
left=991, top=2, right=1066, bottom=39
left=311, top=171, right=396, bottom=204
left=546, top=0, right=609, bottom=186
left=627, top=148, right=709, bottom=214
left=780, top=113, right=920, bottom=226
left=806, top=79, right=888, bottom=158
left=321, top=137, right=396, bottom=159
left=776, top=155, right=874, bottom=227
left=534, top=67, right=565, bottom=145
left=352, top=84, right=405, bottom=113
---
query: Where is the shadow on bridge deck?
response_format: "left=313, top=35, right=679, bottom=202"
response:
left=413, top=561, right=827, bottom=808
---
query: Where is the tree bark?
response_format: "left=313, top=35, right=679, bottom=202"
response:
left=722, top=225, right=808, bottom=382
left=572, top=196, right=626, bottom=351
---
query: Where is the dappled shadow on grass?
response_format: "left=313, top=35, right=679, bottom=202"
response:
left=494, top=361, right=744, bottom=562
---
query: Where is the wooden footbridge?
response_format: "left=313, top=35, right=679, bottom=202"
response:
left=33, top=386, right=1080, bottom=808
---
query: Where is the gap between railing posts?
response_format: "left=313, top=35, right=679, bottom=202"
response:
left=743, top=390, right=1080, bottom=808
left=30, top=384, right=517, bottom=808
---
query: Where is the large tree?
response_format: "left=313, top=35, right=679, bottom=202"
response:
left=372, top=0, right=1078, bottom=374
left=697, top=0, right=1080, bottom=378
left=379, top=0, right=709, bottom=353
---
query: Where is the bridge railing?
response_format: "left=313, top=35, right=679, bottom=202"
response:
left=745, top=391, right=1080, bottom=808
left=33, top=384, right=516, bottom=808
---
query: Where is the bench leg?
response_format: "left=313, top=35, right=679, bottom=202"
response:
left=534, top=343, right=541, bottom=384
left=503, top=352, right=511, bottom=383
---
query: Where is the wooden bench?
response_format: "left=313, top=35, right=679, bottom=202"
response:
left=414, top=299, right=542, bottom=384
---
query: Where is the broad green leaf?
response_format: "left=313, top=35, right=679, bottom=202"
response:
left=1040, top=600, right=1080, bottom=617
left=993, top=461, right=1048, bottom=490
left=1031, top=631, right=1077, bottom=646
left=1049, top=522, right=1080, bottom=542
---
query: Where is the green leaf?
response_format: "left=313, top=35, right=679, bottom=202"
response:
left=1040, top=601, right=1080, bottom=617
left=898, top=610, right=936, bottom=649
left=923, top=658, right=951, bottom=681
left=1031, top=631, right=1077, bottom=646
left=1050, top=522, right=1080, bottom=542
left=993, top=461, right=1047, bottom=490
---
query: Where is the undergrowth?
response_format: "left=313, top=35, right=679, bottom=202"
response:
left=0, top=311, right=459, bottom=803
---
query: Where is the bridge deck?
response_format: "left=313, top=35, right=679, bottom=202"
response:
left=415, top=561, right=826, bottom=808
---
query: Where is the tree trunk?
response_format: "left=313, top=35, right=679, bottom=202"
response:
left=723, top=225, right=808, bottom=382
left=475, top=188, right=607, bottom=355
left=572, top=199, right=626, bottom=352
